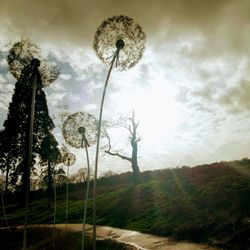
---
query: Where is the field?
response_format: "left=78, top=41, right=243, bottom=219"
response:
left=1, top=159, right=250, bottom=249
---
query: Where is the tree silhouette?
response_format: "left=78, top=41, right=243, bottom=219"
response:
left=1, top=64, right=55, bottom=201
left=40, top=133, right=61, bottom=204
left=69, top=167, right=94, bottom=183
left=0, top=40, right=59, bottom=204
left=105, top=111, right=140, bottom=182
left=0, top=129, right=15, bottom=197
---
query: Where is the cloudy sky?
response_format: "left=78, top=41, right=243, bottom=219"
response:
left=0, top=0, right=250, bottom=175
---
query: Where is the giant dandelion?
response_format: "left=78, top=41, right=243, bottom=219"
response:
left=62, top=152, right=76, bottom=231
left=8, top=39, right=59, bottom=85
left=93, top=15, right=146, bottom=249
left=62, top=111, right=100, bottom=250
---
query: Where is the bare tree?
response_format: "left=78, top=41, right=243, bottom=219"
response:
left=101, top=170, right=117, bottom=178
left=69, top=167, right=94, bottom=183
left=105, top=110, right=140, bottom=182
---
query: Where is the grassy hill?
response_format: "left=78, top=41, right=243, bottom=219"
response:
left=1, top=159, right=250, bottom=249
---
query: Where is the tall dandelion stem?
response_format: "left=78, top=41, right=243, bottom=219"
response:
left=53, top=165, right=57, bottom=249
left=62, top=153, right=76, bottom=231
left=66, top=164, right=69, bottom=230
left=0, top=188, right=10, bottom=232
left=23, top=60, right=39, bottom=250
left=82, top=139, right=90, bottom=250
left=62, top=114, right=98, bottom=249
left=93, top=14, right=145, bottom=250
left=93, top=50, right=118, bottom=249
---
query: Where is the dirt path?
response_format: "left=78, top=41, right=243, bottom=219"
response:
left=52, top=224, right=221, bottom=250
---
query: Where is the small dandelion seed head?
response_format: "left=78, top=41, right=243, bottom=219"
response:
left=93, top=15, right=146, bottom=70
left=62, top=152, right=76, bottom=167
left=62, top=112, right=104, bottom=148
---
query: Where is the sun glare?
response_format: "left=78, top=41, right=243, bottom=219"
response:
left=110, top=82, right=182, bottom=145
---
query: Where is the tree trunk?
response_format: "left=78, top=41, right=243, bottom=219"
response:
left=48, top=160, right=52, bottom=206
left=21, top=122, right=31, bottom=206
left=131, top=138, right=140, bottom=183
left=21, top=158, right=28, bottom=206
left=105, top=111, right=141, bottom=183
left=5, top=156, right=10, bottom=198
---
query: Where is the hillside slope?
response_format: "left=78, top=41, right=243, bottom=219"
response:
left=1, top=159, right=250, bottom=249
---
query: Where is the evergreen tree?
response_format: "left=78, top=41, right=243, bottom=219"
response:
left=0, top=40, right=60, bottom=203
left=0, top=129, right=13, bottom=196
left=1, top=64, right=53, bottom=200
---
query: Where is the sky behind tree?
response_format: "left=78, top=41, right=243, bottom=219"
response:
left=0, top=0, right=250, bottom=175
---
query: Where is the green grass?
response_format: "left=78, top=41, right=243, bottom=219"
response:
left=1, top=159, right=250, bottom=249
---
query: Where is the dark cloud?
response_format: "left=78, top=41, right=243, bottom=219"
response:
left=0, top=0, right=249, bottom=51
left=218, top=79, right=250, bottom=112
left=183, top=77, right=250, bottom=114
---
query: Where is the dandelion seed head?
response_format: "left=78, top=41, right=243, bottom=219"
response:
left=62, top=152, right=76, bottom=167
left=8, top=39, right=59, bottom=86
left=93, top=15, right=146, bottom=70
left=62, top=112, right=101, bottom=149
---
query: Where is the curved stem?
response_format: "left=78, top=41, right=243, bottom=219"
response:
left=81, top=141, right=90, bottom=250
left=0, top=188, right=10, bottom=232
left=66, top=165, right=69, bottom=231
left=53, top=165, right=57, bottom=249
left=93, top=50, right=118, bottom=250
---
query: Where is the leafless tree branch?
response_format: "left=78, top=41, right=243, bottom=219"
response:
left=105, top=132, right=132, bottom=162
